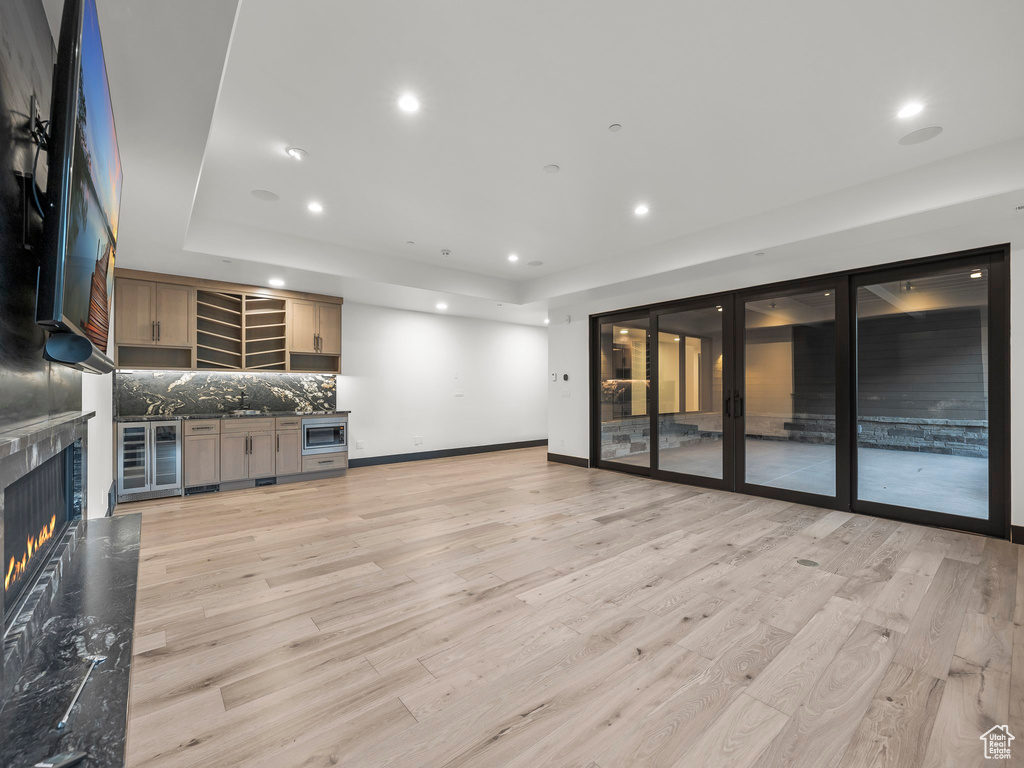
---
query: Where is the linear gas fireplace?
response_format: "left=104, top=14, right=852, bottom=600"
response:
left=3, top=445, right=77, bottom=623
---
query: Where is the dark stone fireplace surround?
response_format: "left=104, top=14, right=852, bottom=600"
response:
left=1, top=411, right=91, bottom=700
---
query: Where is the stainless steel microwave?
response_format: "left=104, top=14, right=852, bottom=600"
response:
left=302, top=417, right=347, bottom=455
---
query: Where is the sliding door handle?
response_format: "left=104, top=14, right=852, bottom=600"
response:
left=736, top=394, right=744, bottom=418
left=724, top=389, right=732, bottom=418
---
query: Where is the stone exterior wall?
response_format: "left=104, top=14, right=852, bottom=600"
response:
left=601, top=413, right=988, bottom=460
left=601, top=413, right=722, bottom=460
left=857, top=416, right=988, bottom=458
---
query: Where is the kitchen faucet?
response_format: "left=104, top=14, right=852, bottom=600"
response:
left=239, top=388, right=248, bottom=409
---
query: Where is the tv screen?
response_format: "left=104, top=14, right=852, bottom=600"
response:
left=37, top=0, right=121, bottom=365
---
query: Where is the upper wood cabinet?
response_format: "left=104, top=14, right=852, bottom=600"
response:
left=114, top=279, right=156, bottom=345
left=113, top=270, right=341, bottom=372
left=317, top=303, right=342, bottom=355
left=289, top=299, right=341, bottom=355
left=156, top=283, right=192, bottom=346
left=114, top=279, right=192, bottom=347
left=290, top=300, right=318, bottom=353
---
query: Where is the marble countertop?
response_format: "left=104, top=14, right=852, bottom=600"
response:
left=0, top=514, right=141, bottom=768
left=115, top=410, right=350, bottom=422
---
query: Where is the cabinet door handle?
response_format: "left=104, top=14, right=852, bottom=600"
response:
left=151, top=320, right=156, bottom=341
left=276, top=434, right=280, bottom=452
left=193, top=426, right=213, bottom=431
left=157, top=320, right=161, bottom=341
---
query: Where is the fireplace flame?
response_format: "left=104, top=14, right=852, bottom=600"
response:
left=4, top=514, right=57, bottom=592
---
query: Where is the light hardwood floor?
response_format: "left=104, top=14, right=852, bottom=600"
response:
left=121, top=447, right=1023, bottom=768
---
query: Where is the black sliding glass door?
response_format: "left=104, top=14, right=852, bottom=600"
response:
left=851, top=255, right=1007, bottom=536
left=734, top=280, right=845, bottom=509
left=651, top=298, right=734, bottom=489
left=596, top=312, right=651, bottom=474
left=590, top=245, right=1009, bottom=538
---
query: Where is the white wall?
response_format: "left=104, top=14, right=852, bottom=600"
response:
left=336, top=303, right=548, bottom=459
left=548, top=246, right=1021, bottom=526
left=82, top=372, right=114, bottom=518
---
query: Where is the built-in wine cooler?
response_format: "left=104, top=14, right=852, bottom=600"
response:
left=117, top=421, right=182, bottom=502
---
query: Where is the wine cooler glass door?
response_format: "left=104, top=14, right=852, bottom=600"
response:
left=118, top=425, right=149, bottom=495
left=150, top=422, right=182, bottom=491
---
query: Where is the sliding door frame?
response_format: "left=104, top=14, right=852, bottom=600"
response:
left=588, top=243, right=1011, bottom=539
left=848, top=247, right=1010, bottom=538
left=732, top=276, right=851, bottom=511
left=590, top=309, right=653, bottom=477
left=650, top=296, right=736, bottom=491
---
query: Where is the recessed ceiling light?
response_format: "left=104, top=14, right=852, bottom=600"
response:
left=307, top=201, right=323, bottom=213
left=435, top=302, right=447, bottom=310
left=620, top=329, right=628, bottom=334
left=406, top=240, right=414, bottom=245
left=608, top=124, right=622, bottom=132
left=754, top=251, right=766, bottom=257
left=251, top=189, right=279, bottom=202
left=898, top=125, right=943, bottom=145
left=634, top=203, right=650, bottom=216
left=897, top=101, right=924, bottom=119
left=508, top=254, right=519, bottom=262
left=970, top=270, right=983, bottom=279
left=397, top=93, right=420, bottom=113
left=543, top=318, right=550, bottom=324
left=285, top=147, right=307, bottom=160
left=543, top=164, right=560, bottom=174
left=268, top=278, right=285, bottom=287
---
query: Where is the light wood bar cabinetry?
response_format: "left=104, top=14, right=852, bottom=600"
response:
left=275, top=417, right=302, bottom=476
left=302, top=452, right=347, bottom=473
left=113, top=269, right=342, bottom=372
left=114, top=279, right=193, bottom=353
left=177, top=414, right=346, bottom=491
left=220, top=419, right=276, bottom=482
left=183, top=420, right=221, bottom=487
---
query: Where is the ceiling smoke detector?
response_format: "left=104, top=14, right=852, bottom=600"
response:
left=441, top=249, right=451, bottom=257
left=543, top=164, right=560, bottom=174
left=251, top=189, right=279, bottom=202
left=608, top=123, right=622, bottom=132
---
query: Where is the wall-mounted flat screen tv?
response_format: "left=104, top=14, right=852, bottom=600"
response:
left=36, top=0, right=121, bottom=374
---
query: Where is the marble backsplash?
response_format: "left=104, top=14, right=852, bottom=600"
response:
left=115, top=371, right=337, bottom=417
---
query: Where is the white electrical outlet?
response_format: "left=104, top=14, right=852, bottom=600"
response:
left=560, top=438, right=565, bottom=448
left=562, top=389, right=571, bottom=398
left=355, top=440, right=365, bottom=450
left=454, top=391, right=464, bottom=397
left=414, top=436, right=423, bottom=446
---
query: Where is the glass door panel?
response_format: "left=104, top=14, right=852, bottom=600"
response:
left=598, top=316, right=650, bottom=470
left=655, top=304, right=727, bottom=481
left=118, top=425, right=148, bottom=494
left=742, top=288, right=837, bottom=498
left=855, top=263, right=990, bottom=519
left=151, top=423, right=181, bottom=490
